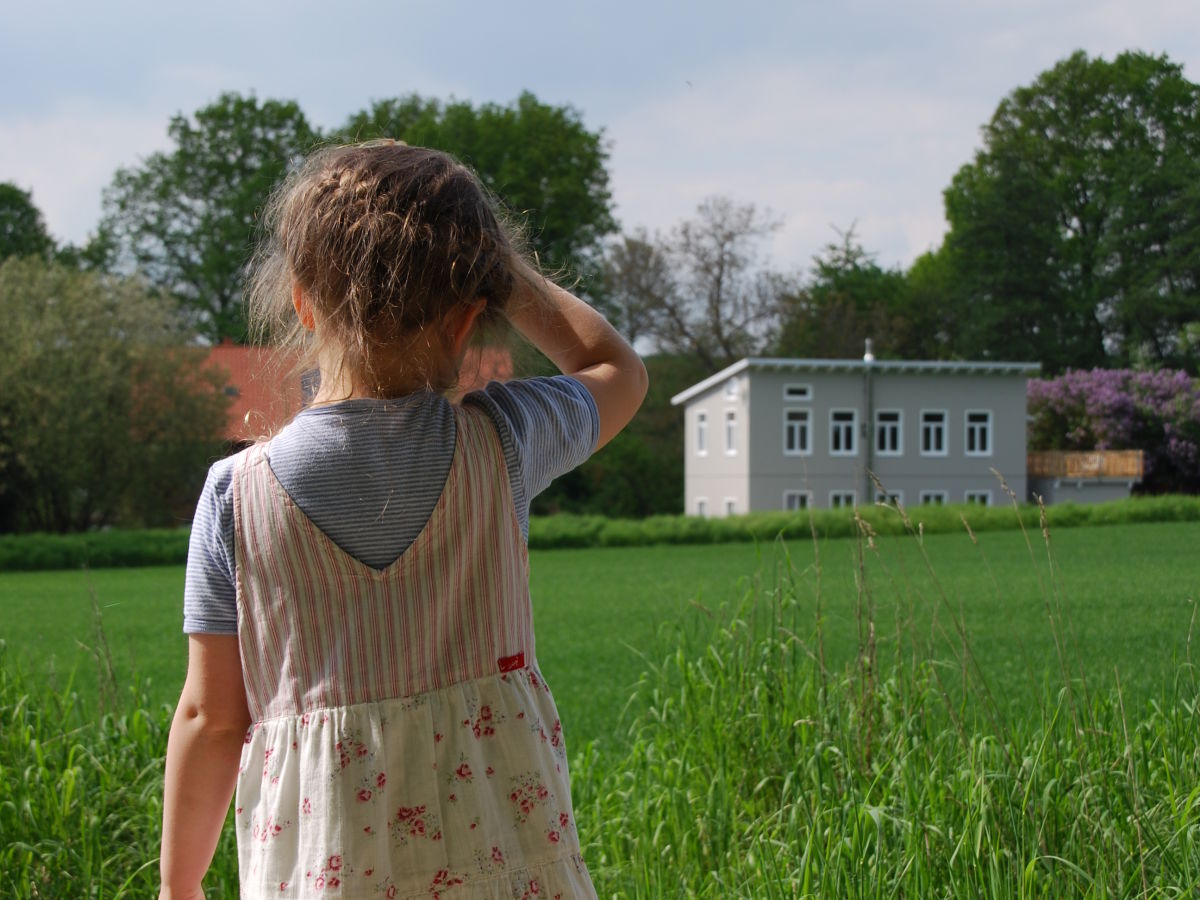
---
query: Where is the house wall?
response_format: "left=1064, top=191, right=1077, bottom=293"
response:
left=747, top=371, right=869, bottom=510
left=682, top=373, right=750, bottom=516
left=1029, top=477, right=1138, bottom=505
left=738, top=369, right=1028, bottom=510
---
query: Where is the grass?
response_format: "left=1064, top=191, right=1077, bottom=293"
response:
left=2, top=521, right=1198, bottom=747
left=2, top=513, right=1199, bottom=895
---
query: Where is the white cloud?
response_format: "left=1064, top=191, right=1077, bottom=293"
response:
left=0, top=103, right=171, bottom=245
left=606, top=55, right=990, bottom=270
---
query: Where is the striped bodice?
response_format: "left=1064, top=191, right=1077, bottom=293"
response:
left=232, top=403, right=535, bottom=723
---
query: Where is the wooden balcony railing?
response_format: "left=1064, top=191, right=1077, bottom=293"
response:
left=1026, top=450, right=1145, bottom=479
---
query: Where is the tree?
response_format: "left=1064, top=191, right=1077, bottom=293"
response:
left=101, top=93, right=320, bottom=341
left=599, top=230, right=674, bottom=345
left=617, top=197, right=787, bottom=371
left=939, top=50, right=1200, bottom=373
left=0, top=257, right=229, bottom=532
left=337, top=92, right=616, bottom=283
left=0, top=183, right=54, bottom=263
left=775, top=228, right=908, bottom=359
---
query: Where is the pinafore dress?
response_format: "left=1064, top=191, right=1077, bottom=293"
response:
left=231, top=403, right=595, bottom=899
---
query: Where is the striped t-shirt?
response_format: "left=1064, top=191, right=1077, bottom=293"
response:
left=183, top=376, right=598, bottom=635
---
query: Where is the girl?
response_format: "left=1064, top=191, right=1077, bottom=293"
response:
left=159, top=141, right=647, bottom=899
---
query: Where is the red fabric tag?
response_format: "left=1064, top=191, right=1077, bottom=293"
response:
left=498, top=652, right=525, bottom=673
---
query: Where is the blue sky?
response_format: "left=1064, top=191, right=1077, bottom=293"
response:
left=2, top=0, right=1198, bottom=273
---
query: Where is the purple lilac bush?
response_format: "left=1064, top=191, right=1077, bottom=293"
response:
left=1027, top=369, right=1200, bottom=493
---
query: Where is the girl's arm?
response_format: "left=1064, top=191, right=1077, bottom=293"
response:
left=160, top=634, right=250, bottom=900
left=506, top=261, right=648, bottom=449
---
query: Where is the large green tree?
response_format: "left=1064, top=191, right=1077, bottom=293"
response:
left=101, top=93, right=319, bottom=341
left=0, top=257, right=228, bottom=532
left=940, top=50, right=1200, bottom=372
left=338, top=92, right=616, bottom=284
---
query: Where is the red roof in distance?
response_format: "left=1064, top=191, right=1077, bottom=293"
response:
left=202, top=341, right=515, bottom=443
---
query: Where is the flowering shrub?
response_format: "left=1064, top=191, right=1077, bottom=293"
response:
left=1027, top=369, right=1200, bottom=493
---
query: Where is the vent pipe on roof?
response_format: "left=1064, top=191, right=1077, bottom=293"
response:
left=863, top=338, right=875, bottom=363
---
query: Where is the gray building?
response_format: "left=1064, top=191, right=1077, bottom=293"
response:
left=670, top=356, right=1040, bottom=515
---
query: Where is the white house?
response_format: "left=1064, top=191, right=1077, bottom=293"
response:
left=670, top=355, right=1041, bottom=515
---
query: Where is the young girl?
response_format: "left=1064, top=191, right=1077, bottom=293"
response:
left=159, top=141, right=648, bottom=899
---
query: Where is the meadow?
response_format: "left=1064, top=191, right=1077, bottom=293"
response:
left=2, top=512, right=1199, bottom=895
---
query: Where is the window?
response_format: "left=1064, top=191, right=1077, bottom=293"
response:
left=830, top=410, right=857, bottom=456
left=919, top=490, right=948, bottom=505
left=783, top=383, right=812, bottom=402
left=696, top=498, right=709, bottom=517
left=724, top=410, right=737, bottom=455
left=783, top=490, right=811, bottom=511
left=695, top=411, right=708, bottom=456
left=830, top=490, right=857, bottom=509
left=724, top=498, right=737, bottom=516
left=783, top=408, right=811, bottom=455
left=724, top=378, right=739, bottom=400
left=964, top=490, right=992, bottom=506
left=965, top=410, right=993, bottom=456
left=921, top=410, right=947, bottom=456
left=875, top=410, right=902, bottom=456
left=875, top=490, right=904, bottom=507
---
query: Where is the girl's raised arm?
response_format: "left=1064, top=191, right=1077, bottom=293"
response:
left=506, top=262, right=648, bottom=449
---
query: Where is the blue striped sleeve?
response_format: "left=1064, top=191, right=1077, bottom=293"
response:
left=182, top=454, right=239, bottom=635
left=465, top=375, right=599, bottom=537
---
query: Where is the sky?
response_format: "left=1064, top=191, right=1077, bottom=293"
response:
left=2, top=0, right=1198, bottom=275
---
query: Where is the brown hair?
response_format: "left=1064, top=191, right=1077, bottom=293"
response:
left=248, top=141, right=518, bottom=396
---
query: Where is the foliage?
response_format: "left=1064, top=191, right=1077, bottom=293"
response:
left=938, top=50, right=1200, bottom=373
left=337, top=92, right=616, bottom=285
left=1028, top=368, right=1200, bottom=493
left=0, top=183, right=54, bottom=263
left=0, top=257, right=228, bottom=532
left=101, top=92, right=320, bottom=342
left=603, top=198, right=789, bottom=371
left=775, top=227, right=910, bottom=359
left=4, top=494, right=1200, bottom=569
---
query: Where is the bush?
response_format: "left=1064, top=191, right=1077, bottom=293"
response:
left=1028, top=368, right=1200, bottom=494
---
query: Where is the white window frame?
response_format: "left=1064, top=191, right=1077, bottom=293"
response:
left=829, top=409, right=858, bottom=456
left=724, top=497, right=737, bottom=516
left=829, top=490, right=857, bottom=509
left=696, top=497, right=709, bottom=517
left=783, top=408, right=812, bottom=456
left=783, top=383, right=812, bottom=402
left=965, top=410, right=993, bottom=457
left=964, top=490, right=992, bottom=506
left=695, top=411, right=708, bottom=457
left=919, top=490, right=949, bottom=506
left=723, top=377, right=739, bottom=400
left=724, top=409, right=737, bottom=456
left=783, top=489, right=812, bottom=511
left=920, top=409, right=948, bottom=457
left=875, top=489, right=904, bottom=507
left=875, top=409, right=903, bottom=456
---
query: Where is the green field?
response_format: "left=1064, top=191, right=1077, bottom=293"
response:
left=3, top=518, right=1200, bottom=896
left=3, top=520, right=1197, bottom=748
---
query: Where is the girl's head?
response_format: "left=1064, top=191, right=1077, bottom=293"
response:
left=249, top=141, right=519, bottom=396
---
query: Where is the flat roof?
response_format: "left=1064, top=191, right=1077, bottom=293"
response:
left=670, top=357, right=1041, bottom=406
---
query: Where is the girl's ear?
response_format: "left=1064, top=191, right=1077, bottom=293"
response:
left=449, top=298, right=488, bottom=358
left=292, top=283, right=316, bottom=331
